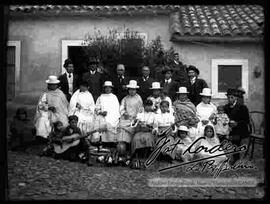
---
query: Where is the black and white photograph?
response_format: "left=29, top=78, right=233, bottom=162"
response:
left=2, top=3, right=267, bottom=200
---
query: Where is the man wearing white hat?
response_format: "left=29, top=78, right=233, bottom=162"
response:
left=34, top=75, right=69, bottom=141
left=94, top=81, right=121, bottom=143
left=196, top=88, right=217, bottom=137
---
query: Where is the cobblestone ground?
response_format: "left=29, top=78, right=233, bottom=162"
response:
left=7, top=140, right=266, bottom=200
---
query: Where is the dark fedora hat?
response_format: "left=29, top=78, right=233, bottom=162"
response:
left=226, top=88, right=238, bottom=96
left=87, top=57, right=98, bottom=65
left=161, top=66, right=173, bottom=74
left=187, top=65, right=200, bottom=75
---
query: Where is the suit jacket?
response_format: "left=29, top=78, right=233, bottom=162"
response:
left=187, top=78, right=208, bottom=106
left=160, top=79, right=179, bottom=102
left=110, top=74, right=130, bottom=103
left=58, top=73, right=79, bottom=101
left=224, top=102, right=250, bottom=138
left=137, top=76, right=155, bottom=102
left=171, top=62, right=189, bottom=87
left=82, top=71, right=105, bottom=102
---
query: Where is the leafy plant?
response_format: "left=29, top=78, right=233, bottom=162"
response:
left=82, top=28, right=181, bottom=78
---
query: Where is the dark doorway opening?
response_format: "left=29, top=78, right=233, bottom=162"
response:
left=67, top=38, right=144, bottom=81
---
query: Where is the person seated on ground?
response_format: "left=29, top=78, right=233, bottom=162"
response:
left=53, top=115, right=94, bottom=166
left=173, top=87, right=200, bottom=141
left=131, top=99, right=156, bottom=165
left=213, top=105, right=230, bottom=143
left=196, top=88, right=217, bottom=137
left=69, top=81, right=95, bottom=136
left=94, top=81, right=120, bottom=147
left=117, top=80, right=143, bottom=156
left=34, top=75, right=69, bottom=144
left=9, top=107, right=36, bottom=151
left=152, top=100, right=177, bottom=162
left=174, top=126, right=193, bottom=162
left=41, top=121, right=65, bottom=157
left=194, top=125, right=227, bottom=164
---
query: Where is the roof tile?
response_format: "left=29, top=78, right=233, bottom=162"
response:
left=170, top=5, right=263, bottom=38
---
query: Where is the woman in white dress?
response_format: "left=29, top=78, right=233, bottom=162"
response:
left=94, top=81, right=120, bottom=143
left=69, top=81, right=95, bottom=136
left=196, top=88, right=217, bottom=137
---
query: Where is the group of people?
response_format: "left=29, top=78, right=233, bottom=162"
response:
left=9, top=54, right=250, bottom=169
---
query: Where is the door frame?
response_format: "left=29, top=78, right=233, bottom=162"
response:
left=61, top=40, right=85, bottom=74
left=7, top=40, right=21, bottom=96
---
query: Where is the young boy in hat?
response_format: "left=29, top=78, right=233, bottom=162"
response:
left=160, top=66, right=179, bottom=102
left=186, top=65, right=208, bottom=106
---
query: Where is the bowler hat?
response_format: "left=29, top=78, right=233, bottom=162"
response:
left=150, top=82, right=163, bottom=89
left=226, top=88, right=238, bottom=96
left=126, top=80, right=140, bottom=89
left=103, top=81, right=114, bottom=87
left=200, top=88, right=212, bottom=97
left=187, top=65, right=200, bottom=75
left=176, top=87, right=189, bottom=94
left=46, top=75, right=60, bottom=84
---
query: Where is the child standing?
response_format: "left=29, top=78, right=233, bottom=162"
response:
left=131, top=99, right=156, bottom=164
left=213, top=105, right=230, bottom=142
left=9, top=107, right=36, bottom=151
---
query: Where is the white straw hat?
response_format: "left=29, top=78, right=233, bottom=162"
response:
left=200, top=88, right=212, bottom=96
left=46, top=75, right=60, bottom=84
left=126, top=80, right=139, bottom=89
left=103, top=81, right=114, bottom=87
left=178, top=126, right=189, bottom=132
left=150, top=82, right=163, bottom=89
left=176, top=87, right=189, bottom=94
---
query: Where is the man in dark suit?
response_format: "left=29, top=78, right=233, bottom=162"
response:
left=224, top=88, right=250, bottom=165
left=160, top=66, right=179, bottom=102
left=137, top=66, right=155, bottom=102
left=171, top=53, right=189, bottom=88
left=186, top=65, right=208, bottom=106
left=82, top=57, right=105, bottom=102
left=58, top=59, right=79, bottom=101
left=110, top=64, right=129, bottom=102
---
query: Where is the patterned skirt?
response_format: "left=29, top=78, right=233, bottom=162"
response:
left=116, top=119, right=135, bottom=143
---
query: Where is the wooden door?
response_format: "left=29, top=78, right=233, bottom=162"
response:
left=7, top=46, right=15, bottom=101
